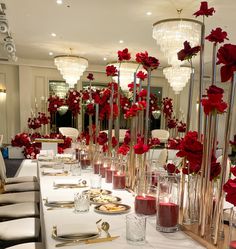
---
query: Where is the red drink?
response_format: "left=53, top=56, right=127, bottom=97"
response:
left=157, top=202, right=179, bottom=227
left=80, top=159, right=90, bottom=169
left=135, top=195, right=156, bottom=215
left=105, top=168, right=117, bottom=183
left=230, top=241, right=236, bottom=249
left=94, top=163, right=102, bottom=174
left=100, top=166, right=108, bottom=178
left=113, top=173, right=126, bottom=189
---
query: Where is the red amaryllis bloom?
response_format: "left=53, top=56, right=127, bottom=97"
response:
left=133, top=141, right=149, bottom=154
left=223, top=178, right=236, bottom=206
left=124, top=103, right=142, bottom=118
left=128, top=82, right=139, bottom=91
left=177, top=41, right=201, bottom=61
left=118, top=48, right=131, bottom=61
left=217, top=44, right=236, bottom=82
left=97, top=132, right=108, bottom=145
left=231, top=166, right=236, bottom=177
left=139, top=89, right=147, bottom=98
left=112, top=136, right=118, bottom=148
left=210, top=155, right=221, bottom=181
left=167, top=118, right=177, bottom=129
left=87, top=73, right=94, bottom=81
left=164, top=163, right=180, bottom=174
left=193, top=1, right=215, bottom=17
left=124, top=130, right=131, bottom=145
left=136, top=71, right=147, bottom=80
left=182, top=162, right=201, bottom=175
left=136, top=51, right=160, bottom=71
left=106, top=65, right=118, bottom=76
left=201, top=85, right=227, bottom=115
left=205, top=27, right=229, bottom=44
left=118, top=144, right=130, bottom=155
left=177, top=121, right=186, bottom=133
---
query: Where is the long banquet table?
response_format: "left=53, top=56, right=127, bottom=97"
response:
left=17, top=159, right=205, bottom=249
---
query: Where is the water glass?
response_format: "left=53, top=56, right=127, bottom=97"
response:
left=90, top=174, right=102, bottom=189
left=74, top=192, right=90, bottom=213
left=70, top=161, right=81, bottom=176
left=229, top=207, right=236, bottom=249
left=126, top=214, right=146, bottom=244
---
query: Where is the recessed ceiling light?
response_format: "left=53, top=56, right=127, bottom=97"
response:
left=103, top=57, right=107, bottom=61
left=119, top=40, right=124, bottom=44
left=146, top=12, right=152, bottom=16
left=56, top=0, right=63, bottom=4
left=49, top=52, right=53, bottom=56
left=51, top=33, right=56, bottom=37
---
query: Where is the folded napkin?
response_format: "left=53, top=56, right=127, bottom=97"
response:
left=56, top=223, right=98, bottom=237
left=42, top=169, right=65, bottom=175
left=53, top=179, right=82, bottom=185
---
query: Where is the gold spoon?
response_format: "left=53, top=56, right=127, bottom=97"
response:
left=101, top=222, right=111, bottom=238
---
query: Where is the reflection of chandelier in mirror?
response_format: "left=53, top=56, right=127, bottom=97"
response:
left=163, top=66, right=192, bottom=94
left=152, top=18, right=202, bottom=66
left=54, top=55, right=88, bottom=88
left=108, top=62, right=145, bottom=91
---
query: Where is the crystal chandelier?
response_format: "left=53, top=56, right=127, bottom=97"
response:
left=108, top=62, right=145, bottom=91
left=54, top=55, right=88, bottom=88
left=163, top=66, right=192, bottom=94
left=152, top=18, right=202, bottom=66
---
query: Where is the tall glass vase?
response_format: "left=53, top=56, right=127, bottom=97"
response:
left=229, top=207, right=236, bottom=249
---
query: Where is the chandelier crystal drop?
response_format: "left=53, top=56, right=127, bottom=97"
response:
left=152, top=19, right=202, bottom=66
left=54, top=55, right=88, bottom=88
left=163, top=66, right=192, bottom=94
left=108, top=62, right=145, bottom=91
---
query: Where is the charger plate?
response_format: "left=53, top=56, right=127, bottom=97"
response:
left=94, top=203, right=131, bottom=214
left=45, top=201, right=74, bottom=208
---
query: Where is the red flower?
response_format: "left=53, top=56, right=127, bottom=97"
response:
left=112, top=136, right=118, bottom=148
left=230, top=135, right=236, bottom=147
left=134, top=141, right=149, bottom=154
left=167, top=138, right=182, bottom=150
left=210, top=161, right=221, bottom=181
left=48, top=95, right=64, bottom=113
left=223, top=178, right=236, bottom=206
left=136, top=51, right=160, bottom=71
left=128, top=82, right=139, bottom=91
left=162, top=97, right=173, bottom=118
left=193, top=1, right=215, bottom=17
left=106, top=65, right=118, bottom=76
left=87, top=73, right=94, bottom=81
left=125, top=103, right=142, bottom=118
left=118, top=144, right=130, bottom=155
left=82, top=90, right=90, bottom=101
left=97, top=132, right=108, bottom=145
left=139, top=89, right=147, bottom=98
left=217, top=44, right=236, bottom=82
left=177, top=121, right=186, bottom=133
left=136, top=71, right=147, bottom=80
left=66, top=90, right=81, bottom=116
left=124, top=130, right=131, bottom=145
left=167, top=118, right=177, bottom=129
left=86, top=103, right=95, bottom=115
left=177, top=41, right=201, bottom=61
left=11, top=133, right=31, bottom=147
left=148, top=138, right=160, bottom=147
left=231, top=166, right=236, bottom=177
left=118, top=48, right=131, bottom=61
left=205, top=28, right=229, bottom=44
left=201, top=85, right=227, bottom=115
left=24, top=144, right=40, bottom=159
left=164, top=163, right=180, bottom=174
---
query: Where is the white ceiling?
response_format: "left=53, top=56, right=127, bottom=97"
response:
left=1, top=0, right=235, bottom=75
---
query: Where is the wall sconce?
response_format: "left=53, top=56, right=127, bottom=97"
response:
left=0, top=88, right=6, bottom=93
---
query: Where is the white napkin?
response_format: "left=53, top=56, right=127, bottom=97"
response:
left=56, top=223, right=98, bottom=237
left=53, top=179, right=81, bottom=185
left=42, top=169, right=64, bottom=174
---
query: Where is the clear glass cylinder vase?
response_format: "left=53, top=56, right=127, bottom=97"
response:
left=229, top=207, right=236, bottom=249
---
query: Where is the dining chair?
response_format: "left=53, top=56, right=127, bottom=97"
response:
left=0, top=152, right=37, bottom=184
left=0, top=202, right=39, bottom=220
left=151, top=129, right=169, bottom=143
left=59, top=127, right=79, bottom=142
left=0, top=191, right=40, bottom=205
left=2, top=181, right=39, bottom=193
left=100, top=129, right=128, bottom=143
left=5, top=242, right=43, bottom=249
left=157, top=148, right=168, bottom=167
left=0, top=134, right=3, bottom=148
left=0, top=217, right=40, bottom=247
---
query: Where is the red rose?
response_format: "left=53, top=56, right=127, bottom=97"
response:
left=148, top=138, right=160, bottom=147
left=177, top=121, right=186, bottom=133
left=210, top=161, right=221, bottom=181
left=205, top=28, right=229, bottom=44
left=87, top=73, right=94, bottom=81
left=167, top=138, right=182, bottom=150
left=82, top=91, right=90, bottom=101
left=97, top=132, right=108, bottom=145
left=112, top=136, right=118, bottom=148
left=193, top=1, right=215, bottom=17
left=106, top=65, right=118, bottom=76
left=177, top=41, right=201, bottom=61
left=217, top=44, right=236, bottom=82
left=128, top=82, right=139, bottom=91
left=223, top=178, right=236, bottom=206
left=231, top=166, right=236, bottom=177
left=118, top=144, right=130, bottom=155
left=139, top=89, right=147, bottom=98
left=118, top=48, right=131, bottom=61
left=136, top=71, right=147, bottom=80
left=133, top=141, right=149, bottom=154
left=165, top=163, right=180, bottom=174
left=167, top=118, right=177, bottom=129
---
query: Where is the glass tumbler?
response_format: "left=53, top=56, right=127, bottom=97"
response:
left=74, top=192, right=90, bottom=213
left=126, top=214, right=146, bottom=244
left=70, top=161, right=81, bottom=176
left=90, top=174, right=102, bottom=189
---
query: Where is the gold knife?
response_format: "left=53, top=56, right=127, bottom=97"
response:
left=55, top=236, right=120, bottom=247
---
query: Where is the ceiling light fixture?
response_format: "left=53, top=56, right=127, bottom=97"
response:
left=152, top=18, right=202, bottom=66
left=56, top=0, right=63, bottom=5
left=163, top=66, right=191, bottom=94
left=0, top=88, right=6, bottom=93
left=107, top=61, right=145, bottom=91
left=49, top=52, right=53, bottom=56
left=51, top=33, right=56, bottom=37
left=54, top=55, right=88, bottom=88
left=119, top=40, right=124, bottom=44
left=146, top=12, right=152, bottom=16
left=103, top=57, right=107, bottom=61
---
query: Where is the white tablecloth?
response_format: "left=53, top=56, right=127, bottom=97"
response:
left=17, top=159, right=205, bottom=249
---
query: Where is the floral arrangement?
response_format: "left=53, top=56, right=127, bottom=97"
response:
left=28, top=112, right=50, bottom=130
left=161, top=97, right=173, bottom=118
left=66, top=89, right=81, bottom=116
left=11, top=133, right=31, bottom=147
left=48, top=95, right=64, bottom=113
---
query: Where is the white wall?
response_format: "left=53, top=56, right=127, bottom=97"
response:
left=0, top=59, right=235, bottom=149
